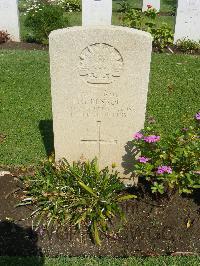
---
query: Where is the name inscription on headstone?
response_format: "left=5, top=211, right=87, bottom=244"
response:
left=68, top=89, right=135, bottom=119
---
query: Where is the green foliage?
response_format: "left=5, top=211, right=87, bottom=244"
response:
left=24, top=1, right=68, bottom=44
left=123, top=7, right=174, bottom=51
left=123, top=7, right=158, bottom=29
left=151, top=23, right=174, bottom=51
left=21, top=158, right=136, bottom=245
left=176, top=39, right=200, bottom=54
left=133, top=114, right=200, bottom=195
left=123, top=9, right=143, bottom=28
left=60, top=0, right=81, bottom=12
left=145, top=7, right=157, bottom=20
left=117, top=0, right=131, bottom=13
left=18, top=0, right=29, bottom=12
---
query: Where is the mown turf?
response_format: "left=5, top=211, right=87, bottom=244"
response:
left=0, top=50, right=199, bottom=166
left=0, top=50, right=51, bottom=166
left=0, top=256, right=200, bottom=266
left=147, top=53, right=200, bottom=135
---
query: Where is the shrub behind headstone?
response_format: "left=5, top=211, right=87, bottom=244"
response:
left=24, top=1, right=68, bottom=44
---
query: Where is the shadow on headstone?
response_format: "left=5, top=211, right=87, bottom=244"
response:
left=121, top=140, right=139, bottom=178
left=39, top=120, right=54, bottom=156
left=0, top=221, right=44, bottom=264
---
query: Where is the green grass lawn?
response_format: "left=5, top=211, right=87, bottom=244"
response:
left=0, top=50, right=199, bottom=166
left=1, top=256, right=200, bottom=266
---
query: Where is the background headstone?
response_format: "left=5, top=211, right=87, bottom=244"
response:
left=142, top=0, right=160, bottom=12
left=82, top=0, right=112, bottom=26
left=174, top=0, right=200, bottom=43
left=49, top=26, right=152, bottom=181
left=0, top=0, right=20, bottom=41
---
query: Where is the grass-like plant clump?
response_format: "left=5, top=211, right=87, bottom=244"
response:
left=20, top=158, right=136, bottom=245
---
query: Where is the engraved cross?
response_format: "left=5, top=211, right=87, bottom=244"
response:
left=81, top=121, right=118, bottom=159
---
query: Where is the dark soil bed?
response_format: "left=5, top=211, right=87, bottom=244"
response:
left=0, top=41, right=48, bottom=51
left=0, top=172, right=200, bottom=257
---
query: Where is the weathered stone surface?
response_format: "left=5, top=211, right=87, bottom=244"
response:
left=0, top=0, right=20, bottom=41
left=49, top=26, right=152, bottom=182
left=142, top=0, right=160, bottom=12
left=82, top=0, right=112, bottom=26
left=174, top=0, right=200, bottom=42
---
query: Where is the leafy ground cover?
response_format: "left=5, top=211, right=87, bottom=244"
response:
left=0, top=49, right=199, bottom=166
left=0, top=255, right=200, bottom=266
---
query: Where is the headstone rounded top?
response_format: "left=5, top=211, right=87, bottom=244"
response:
left=49, top=26, right=153, bottom=41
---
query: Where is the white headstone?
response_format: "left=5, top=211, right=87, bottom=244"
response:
left=142, top=0, right=160, bottom=12
left=82, top=0, right=112, bottom=26
left=174, top=0, right=200, bottom=43
left=0, top=0, right=20, bottom=42
left=49, top=26, right=152, bottom=182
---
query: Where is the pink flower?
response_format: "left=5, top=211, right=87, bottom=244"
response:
left=195, top=112, right=200, bottom=120
left=133, top=132, right=143, bottom=140
left=157, top=166, right=172, bottom=175
left=147, top=4, right=152, bottom=8
left=144, top=135, right=160, bottom=143
left=138, top=156, right=150, bottom=163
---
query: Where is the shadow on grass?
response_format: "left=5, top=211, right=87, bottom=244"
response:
left=0, top=221, right=44, bottom=265
left=39, top=120, right=54, bottom=157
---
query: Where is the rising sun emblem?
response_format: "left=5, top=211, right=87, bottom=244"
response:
left=79, top=43, right=124, bottom=84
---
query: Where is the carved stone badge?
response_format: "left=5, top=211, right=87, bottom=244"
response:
left=79, top=43, right=123, bottom=84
